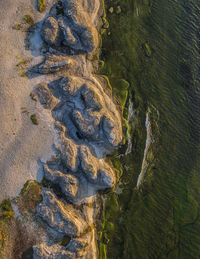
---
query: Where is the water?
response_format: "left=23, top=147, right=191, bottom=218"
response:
left=100, top=0, right=200, bottom=258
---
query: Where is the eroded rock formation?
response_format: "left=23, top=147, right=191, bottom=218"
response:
left=26, top=0, right=123, bottom=258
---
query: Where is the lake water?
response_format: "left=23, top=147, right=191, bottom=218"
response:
left=100, top=0, right=200, bottom=258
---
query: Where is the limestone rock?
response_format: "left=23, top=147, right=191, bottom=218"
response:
left=32, top=55, right=71, bottom=74
left=33, top=243, right=75, bottom=259
left=66, top=238, right=88, bottom=257
left=57, top=135, right=79, bottom=172
left=79, top=145, right=116, bottom=188
left=44, top=166, right=78, bottom=201
left=102, top=115, right=119, bottom=146
left=34, top=83, right=56, bottom=109
left=79, top=145, right=98, bottom=182
left=40, top=1, right=96, bottom=54
left=41, top=16, right=61, bottom=46
left=38, top=190, right=87, bottom=237
left=71, top=110, right=97, bottom=139
left=80, top=85, right=102, bottom=111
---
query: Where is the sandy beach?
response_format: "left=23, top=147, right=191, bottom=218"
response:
left=0, top=0, right=55, bottom=202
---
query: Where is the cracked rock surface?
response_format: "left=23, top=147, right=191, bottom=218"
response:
left=25, top=0, right=123, bottom=258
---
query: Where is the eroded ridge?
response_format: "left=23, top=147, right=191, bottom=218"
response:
left=30, top=0, right=122, bottom=258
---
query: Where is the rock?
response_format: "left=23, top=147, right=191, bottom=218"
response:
left=44, top=166, right=79, bottom=201
left=33, top=243, right=75, bottom=259
left=79, top=145, right=116, bottom=188
left=98, top=161, right=116, bottom=188
left=79, top=145, right=98, bottom=182
left=58, top=17, right=81, bottom=49
left=32, top=55, right=71, bottom=74
left=40, top=1, right=96, bottom=54
left=71, top=110, right=97, bottom=139
left=41, top=16, right=61, bottom=46
left=80, top=85, right=102, bottom=111
left=57, top=135, right=79, bottom=172
left=34, top=83, right=56, bottom=109
left=102, top=115, right=118, bottom=146
left=38, top=190, right=87, bottom=237
left=66, top=238, right=88, bottom=257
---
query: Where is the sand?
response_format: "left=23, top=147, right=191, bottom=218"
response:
left=0, top=0, right=56, bottom=203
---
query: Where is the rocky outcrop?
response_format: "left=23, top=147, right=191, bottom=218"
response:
left=33, top=243, right=75, bottom=259
left=38, top=190, right=87, bottom=237
left=28, top=0, right=123, bottom=258
left=40, top=0, right=98, bottom=54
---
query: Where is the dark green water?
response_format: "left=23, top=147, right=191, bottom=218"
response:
left=99, top=0, right=200, bottom=258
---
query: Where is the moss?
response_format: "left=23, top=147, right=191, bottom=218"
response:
left=38, top=0, right=46, bottom=13
left=30, top=93, right=37, bottom=102
left=0, top=200, right=14, bottom=220
left=110, top=78, right=129, bottom=112
left=111, top=157, right=123, bottom=180
left=30, top=114, right=39, bottom=125
left=16, top=24, right=22, bottom=30
left=24, top=15, right=34, bottom=26
left=18, top=180, right=42, bottom=212
left=19, top=71, right=27, bottom=77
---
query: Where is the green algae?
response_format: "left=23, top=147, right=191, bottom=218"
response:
left=99, top=0, right=200, bottom=258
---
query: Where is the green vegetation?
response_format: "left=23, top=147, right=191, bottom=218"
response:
left=0, top=200, right=14, bottom=220
left=16, top=59, right=29, bottom=77
left=18, top=180, right=42, bottom=212
left=0, top=199, right=14, bottom=255
left=38, top=0, right=46, bottom=13
left=16, top=23, right=22, bottom=30
left=24, top=15, right=34, bottom=26
left=30, top=114, right=39, bottom=125
left=30, top=93, right=37, bottom=102
left=19, top=71, right=26, bottom=77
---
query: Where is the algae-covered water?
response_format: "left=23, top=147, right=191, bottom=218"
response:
left=99, top=0, right=200, bottom=258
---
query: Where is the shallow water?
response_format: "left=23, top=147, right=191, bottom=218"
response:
left=100, top=0, right=200, bottom=258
